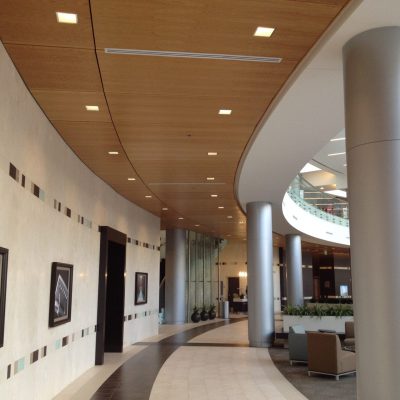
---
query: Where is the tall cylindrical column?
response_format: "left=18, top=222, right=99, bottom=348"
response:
left=246, top=202, right=274, bottom=347
left=285, top=234, right=303, bottom=306
left=165, top=229, right=187, bottom=324
left=343, top=26, right=400, bottom=399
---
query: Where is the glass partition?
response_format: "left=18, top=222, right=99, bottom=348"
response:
left=287, top=175, right=349, bottom=227
left=186, top=231, right=220, bottom=321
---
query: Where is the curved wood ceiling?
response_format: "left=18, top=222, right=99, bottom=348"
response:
left=0, top=0, right=350, bottom=240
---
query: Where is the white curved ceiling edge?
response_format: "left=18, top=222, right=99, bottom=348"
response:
left=236, top=0, right=400, bottom=246
left=282, top=194, right=350, bottom=246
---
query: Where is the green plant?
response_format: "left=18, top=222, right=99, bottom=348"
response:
left=283, top=303, right=353, bottom=318
left=209, top=304, right=216, bottom=312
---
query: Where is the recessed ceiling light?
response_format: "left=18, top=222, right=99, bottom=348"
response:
left=207, top=177, right=215, bottom=181
left=108, top=151, right=119, bottom=155
left=145, top=195, right=152, bottom=198
left=254, top=26, right=275, bottom=37
left=56, top=12, right=78, bottom=24
left=239, top=221, right=244, bottom=224
left=178, top=217, right=184, bottom=220
left=218, top=109, right=232, bottom=115
left=227, top=216, right=233, bottom=219
left=218, top=206, right=224, bottom=209
left=211, top=194, right=218, bottom=198
left=328, top=152, right=346, bottom=157
left=300, top=163, right=321, bottom=174
left=208, top=152, right=218, bottom=156
left=162, top=207, right=168, bottom=211
left=330, top=137, right=346, bottom=142
left=195, top=224, right=200, bottom=227
left=127, top=177, right=136, bottom=181
left=85, top=105, right=99, bottom=111
left=344, top=164, right=347, bottom=167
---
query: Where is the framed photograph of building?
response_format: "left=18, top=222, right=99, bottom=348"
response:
left=49, top=262, right=73, bottom=327
left=135, top=272, right=148, bottom=305
left=0, top=247, right=9, bottom=348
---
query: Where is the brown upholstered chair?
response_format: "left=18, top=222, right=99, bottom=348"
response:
left=344, top=321, right=355, bottom=347
left=307, top=332, right=356, bottom=380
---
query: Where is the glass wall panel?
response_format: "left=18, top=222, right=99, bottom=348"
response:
left=185, top=231, right=221, bottom=321
left=189, top=231, right=197, bottom=282
left=196, top=282, right=204, bottom=307
left=204, top=236, right=211, bottom=283
left=196, top=234, right=204, bottom=282
left=203, top=282, right=211, bottom=307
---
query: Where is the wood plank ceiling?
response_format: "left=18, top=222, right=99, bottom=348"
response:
left=0, top=0, right=351, bottom=240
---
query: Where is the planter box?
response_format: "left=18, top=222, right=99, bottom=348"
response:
left=283, top=315, right=353, bottom=334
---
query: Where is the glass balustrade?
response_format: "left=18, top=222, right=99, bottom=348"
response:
left=287, top=175, right=349, bottom=227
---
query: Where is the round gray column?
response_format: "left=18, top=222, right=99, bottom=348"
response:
left=246, top=201, right=274, bottom=347
left=165, top=228, right=187, bottom=324
left=285, top=234, right=303, bottom=306
left=343, top=27, right=400, bottom=399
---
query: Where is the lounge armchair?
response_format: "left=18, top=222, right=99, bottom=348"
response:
left=288, top=325, right=308, bottom=365
left=344, top=321, right=355, bottom=347
left=307, top=332, right=356, bottom=380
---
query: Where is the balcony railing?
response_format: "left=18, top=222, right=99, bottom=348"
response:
left=287, top=175, right=349, bottom=227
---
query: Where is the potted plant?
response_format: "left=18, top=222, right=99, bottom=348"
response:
left=208, top=304, right=216, bottom=320
left=282, top=304, right=353, bottom=333
left=200, top=305, right=209, bottom=321
left=191, top=306, right=201, bottom=323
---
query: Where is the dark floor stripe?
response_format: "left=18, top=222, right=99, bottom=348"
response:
left=91, top=318, right=246, bottom=400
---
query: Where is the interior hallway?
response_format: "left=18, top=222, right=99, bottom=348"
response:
left=56, top=319, right=306, bottom=400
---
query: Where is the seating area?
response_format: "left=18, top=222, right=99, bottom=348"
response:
left=288, top=325, right=308, bottom=365
left=286, top=323, right=356, bottom=381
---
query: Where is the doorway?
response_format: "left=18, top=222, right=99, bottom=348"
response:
left=228, top=277, right=240, bottom=302
left=95, top=226, right=127, bottom=365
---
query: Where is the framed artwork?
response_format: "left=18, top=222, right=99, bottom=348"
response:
left=49, top=262, right=73, bottom=327
left=135, top=272, right=148, bottom=305
left=0, top=247, right=9, bottom=348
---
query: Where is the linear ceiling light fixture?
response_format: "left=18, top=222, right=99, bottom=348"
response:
left=328, top=152, right=346, bottom=157
left=56, top=12, right=78, bottom=24
left=208, top=152, right=218, bottom=156
left=330, top=137, right=346, bottom=142
left=85, top=105, right=99, bottom=111
left=206, top=177, right=215, bottom=181
left=127, top=177, right=136, bottom=181
left=219, top=109, right=232, bottom=115
left=104, top=48, right=282, bottom=63
left=108, top=151, right=119, bottom=155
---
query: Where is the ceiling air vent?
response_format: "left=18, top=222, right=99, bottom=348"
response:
left=104, top=48, right=282, bottom=63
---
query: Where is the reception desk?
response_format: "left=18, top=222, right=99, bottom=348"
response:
left=231, top=298, right=248, bottom=313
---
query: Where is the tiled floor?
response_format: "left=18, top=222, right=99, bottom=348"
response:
left=151, top=321, right=306, bottom=400
left=56, top=318, right=307, bottom=400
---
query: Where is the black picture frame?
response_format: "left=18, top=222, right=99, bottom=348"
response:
left=135, top=272, right=148, bottom=305
left=0, top=247, right=9, bottom=348
left=49, top=262, right=73, bottom=327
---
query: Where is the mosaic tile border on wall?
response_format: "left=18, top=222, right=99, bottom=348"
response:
left=1, top=324, right=97, bottom=384
left=4, top=159, right=160, bottom=252
left=1, top=307, right=158, bottom=384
